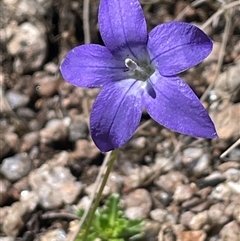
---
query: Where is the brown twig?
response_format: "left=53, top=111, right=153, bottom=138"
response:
left=83, top=0, right=91, bottom=44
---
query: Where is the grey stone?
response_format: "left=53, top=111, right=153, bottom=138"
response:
left=123, top=189, right=152, bottom=219
left=188, top=211, right=210, bottom=230
left=68, top=115, right=89, bottom=141
left=37, top=229, right=66, bottom=241
left=6, top=90, right=29, bottom=109
left=173, top=184, right=194, bottom=203
left=6, top=22, right=47, bottom=74
left=1, top=153, right=32, bottom=182
left=220, top=221, right=240, bottom=241
left=29, top=164, right=82, bottom=209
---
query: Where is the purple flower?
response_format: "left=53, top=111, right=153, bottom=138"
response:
left=60, top=0, right=217, bottom=152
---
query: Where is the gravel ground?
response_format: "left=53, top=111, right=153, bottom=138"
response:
left=0, top=0, right=240, bottom=241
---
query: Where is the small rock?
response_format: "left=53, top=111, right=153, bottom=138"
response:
left=129, top=137, right=147, bottom=149
left=223, top=168, right=240, bottom=182
left=123, top=189, right=152, bottom=219
left=71, top=139, right=100, bottom=160
left=193, top=154, right=210, bottom=177
left=0, top=138, right=10, bottom=159
left=208, top=203, right=229, bottom=226
left=210, top=183, right=233, bottom=201
left=158, top=223, right=177, bottom=241
left=143, top=220, right=160, bottom=241
left=150, top=209, right=168, bottom=223
left=0, top=237, right=15, bottom=241
left=212, top=103, right=240, bottom=140
left=2, top=202, right=30, bottom=237
left=68, top=115, right=89, bottom=141
left=154, top=171, right=188, bottom=193
left=188, top=211, right=210, bottom=230
left=21, top=131, right=39, bottom=152
left=4, top=132, right=19, bottom=153
left=197, top=171, right=225, bottom=189
left=180, top=211, right=195, bottom=227
left=29, top=164, right=82, bottom=209
left=102, top=171, right=124, bottom=196
left=218, top=162, right=240, bottom=172
left=154, top=190, right=172, bottom=207
left=173, top=184, right=194, bottom=203
left=40, top=119, right=67, bottom=144
left=220, top=221, right=240, bottom=241
left=1, top=153, right=32, bottom=182
left=183, top=147, right=203, bottom=162
left=6, top=21, right=47, bottom=73
left=37, top=229, right=66, bottom=241
left=0, top=179, right=11, bottom=206
left=215, top=63, right=240, bottom=102
left=178, top=230, right=207, bottom=241
left=154, top=155, right=174, bottom=173
left=34, top=72, right=60, bottom=97
left=6, top=90, right=29, bottom=109
left=3, top=0, right=52, bottom=18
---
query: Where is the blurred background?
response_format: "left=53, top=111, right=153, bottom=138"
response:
left=0, top=0, right=240, bottom=240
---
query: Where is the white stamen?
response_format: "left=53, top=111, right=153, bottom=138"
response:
left=125, top=58, right=138, bottom=71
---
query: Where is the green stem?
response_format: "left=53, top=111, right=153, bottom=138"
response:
left=81, top=149, right=119, bottom=241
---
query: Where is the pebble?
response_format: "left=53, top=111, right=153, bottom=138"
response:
left=143, top=220, right=160, bottom=241
left=6, top=90, right=29, bottom=109
left=150, top=209, right=168, bottom=223
left=29, top=164, right=82, bottom=209
left=4, top=132, right=19, bottom=153
left=1, top=153, right=32, bottom=182
left=223, top=168, right=239, bottom=183
left=180, top=211, right=195, bottom=227
left=152, top=190, right=172, bottom=207
left=210, top=183, right=233, bottom=201
left=212, top=103, right=240, bottom=140
left=178, top=230, right=207, bottom=241
left=37, top=229, right=66, bottom=241
left=40, top=119, right=68, bottom=144
left=123, top=189, right=152, bottom=219
left=173, top=184, right=194, bottom=203
left=154, top=155, right=174, bottom=173
left=154, top=171, right=188, bottom=193
left=68, top=115, right=89, bottom=142
left=3, top=0, right=52, bottom=19
left=193, top=153, right=210, bottom=177
left=0, top=179, right=11, bottom=206
left=2, top=200, right=36, bottom=237
left=197, top=171, right=225, bottom=189
left=34, top=72, right=60, bottom=97
left=182, top=147, right=203, bottom=162
left=21, top=131, right=39, bottom=152
left=208, top=203, right=229, bottom=226
left=220, top=221, right=240, bottom=241
left=158, top=223, right=177, bottom=241
left=6, top=21, right=47, bottom=73
left=188, top=210, right=210, bottom=230
left=215, top=63, right=240, bottom=102
left=71, top=139, right=100, bottom=160
left=0, top=138, right=11, bottom=159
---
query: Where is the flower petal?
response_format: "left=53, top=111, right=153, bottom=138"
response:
left=60, top=44, right=127, bottom=88
left=98, top=0, right=148, bottom=59
left=143, top=72, right=218, bottom=138
left=148, top=22, right=213, bottom=76
left=90, top=79, right=144, bottom=152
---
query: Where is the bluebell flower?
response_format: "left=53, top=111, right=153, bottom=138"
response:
left=60, top=0, right=218, bottom=152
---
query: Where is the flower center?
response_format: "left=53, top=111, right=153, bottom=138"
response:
left=124, top=57, right=155, bottom=81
